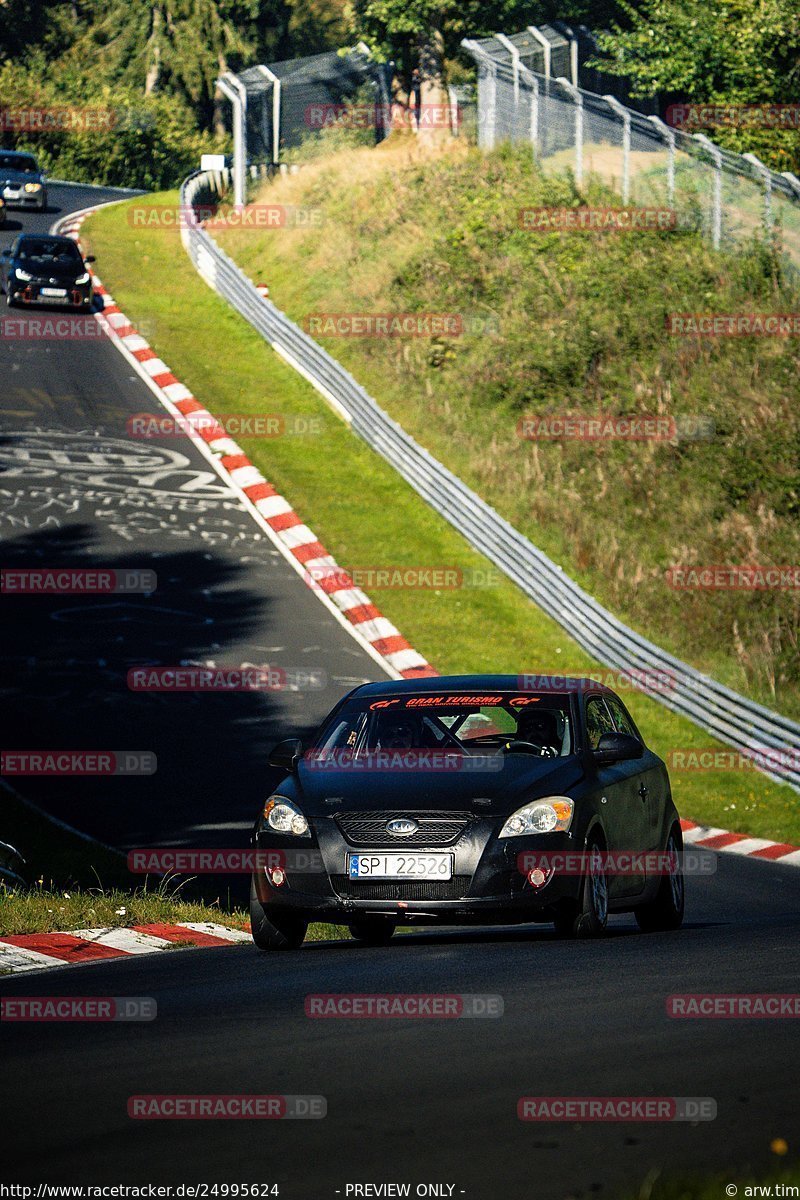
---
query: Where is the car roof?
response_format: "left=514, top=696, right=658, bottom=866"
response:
left=350, top=674, right=614, bottom=697
left=1, top=150, right=38, bottom=159
left=16, top=234, right=75, bottom=245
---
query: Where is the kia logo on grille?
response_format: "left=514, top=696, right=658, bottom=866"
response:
left=386, top=818, right=419, bottom=837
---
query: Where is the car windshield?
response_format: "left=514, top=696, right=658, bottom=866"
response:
left=312, top=691, right=573, bottom=757
left=18, top=239, right=81, bottom=264
left=0, top=155, right=37, bottom=172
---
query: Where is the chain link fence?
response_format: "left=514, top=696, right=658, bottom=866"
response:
left=462, top=40, right=800, bottom=271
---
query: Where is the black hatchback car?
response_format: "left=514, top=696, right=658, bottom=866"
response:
left=250, top=675, right=685, bottom=949
left=0, top=150, right=47, bottom=210
left=1, top=234, right=95, bottom=309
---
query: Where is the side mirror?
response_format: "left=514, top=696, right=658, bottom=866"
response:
left=268, top=737, right=302, bottom=771
left=84, top=254, right=96, bottom=263
left=594, top=732, right=643, bottom=764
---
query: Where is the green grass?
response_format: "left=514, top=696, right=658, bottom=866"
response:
left=622, top=1164, right=798, bottom=1200
left=215, top=139, right=800, bottom=722
left=80, top=173, right=800, bottom=845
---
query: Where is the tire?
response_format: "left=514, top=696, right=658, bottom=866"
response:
left=249, top=878, right=307, bottom=951
left=349, top=916, right=397, bottom=946
left=635, top=827, right=685, bottom=932
left=553, top=839, right=609, bottom=939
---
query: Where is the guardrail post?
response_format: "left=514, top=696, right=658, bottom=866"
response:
left=694, top=133, right=723, bottom=249
left=602, top=94, right=630, bottom=203
left=556, top=77, right=583, bottom=188
left=647, top=115, right=676, bottom=208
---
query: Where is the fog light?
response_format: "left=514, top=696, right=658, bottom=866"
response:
left=267, top=867, right=286, bottom=887
left=528, top=868, right=547, bottom=888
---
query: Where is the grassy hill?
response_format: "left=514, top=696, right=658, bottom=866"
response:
left=215, top=137, right=800, bottom=721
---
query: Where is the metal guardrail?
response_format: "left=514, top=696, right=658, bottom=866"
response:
left=179, top=168, right=800, bottom=792
left=0, top=840, right=27, bottom=888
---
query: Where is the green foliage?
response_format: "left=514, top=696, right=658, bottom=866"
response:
left=594, top=0, right=800, bottom=173
left=0, top=58, right=216, bottom=188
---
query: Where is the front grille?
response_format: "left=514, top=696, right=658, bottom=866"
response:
left=332, top=875, right=471, bottom=901
left=335, top=810, right=472, bottom=847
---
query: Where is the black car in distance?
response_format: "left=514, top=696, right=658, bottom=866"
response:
left=1, top=234, right=95, bottom=310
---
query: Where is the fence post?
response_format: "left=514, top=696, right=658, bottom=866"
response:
left=495, top=34, right=520, bottom=107
left=215, top=72, right=247, bottom=207
left=556, top=77, right=583, bottom=188
left=519, top=64, right=539, bottom=157
left=257, top=65, right=281, bottom=165
left=462, top=40, right=498, bottom=151
left=743, top=152, right=773, bottom=233
left=527, top=26, right=551, bottom=80
left=602, top=94, right=630, bottom=203
left=693, top=133, right=722, bottom=249
left=646, top=115, right=676, bottom=208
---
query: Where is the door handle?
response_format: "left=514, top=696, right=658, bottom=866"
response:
left=638, top=783, right=649, bottom=800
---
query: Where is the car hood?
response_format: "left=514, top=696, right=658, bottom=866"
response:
left=286, top=753, right=585, bottom=816
left=1, top=170, right=43, bottom=186
left=13, top=258, right=84, bottom=282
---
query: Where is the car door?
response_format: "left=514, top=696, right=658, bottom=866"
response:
left=605, top=693, right=666, bottom=854
left=585, top=694, right=646, bottom=898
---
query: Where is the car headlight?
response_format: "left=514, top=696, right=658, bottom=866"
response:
left=74, top=272, right=90, bottom=285
left=262, top=795, right=309, bottom=837
left=499, top=797, right=574, bottom=837
left=14, top=268, right=33, bottom=281
left=24, top=182, right=42, bottom=193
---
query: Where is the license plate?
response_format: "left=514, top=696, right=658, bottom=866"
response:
left=347, top=853, right=452, bottom=880
left=41, top=287, right=66, bottom=297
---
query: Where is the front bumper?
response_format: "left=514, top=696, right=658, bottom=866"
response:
left=8, top=280, right=93, bottom=309
left=2, top=187, right=45, bottom=209
left=253, top=821, right=583, bottom=923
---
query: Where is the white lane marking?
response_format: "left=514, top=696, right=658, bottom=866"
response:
left=0, top=944, right=67, bottom=972
left=177, top=922, right=251, bottom=943
left=69, top=927, right=174, bottom=954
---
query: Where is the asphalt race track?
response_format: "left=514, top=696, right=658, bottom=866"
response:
left=1, top=186, right=798, bottom=1199
left=0, top=181, right=386, bottom=875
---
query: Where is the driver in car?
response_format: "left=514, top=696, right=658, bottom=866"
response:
left=511, top=709, right=561, bottom=756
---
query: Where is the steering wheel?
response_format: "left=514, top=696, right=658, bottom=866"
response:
left=501, top=740, right=558, bottom=758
